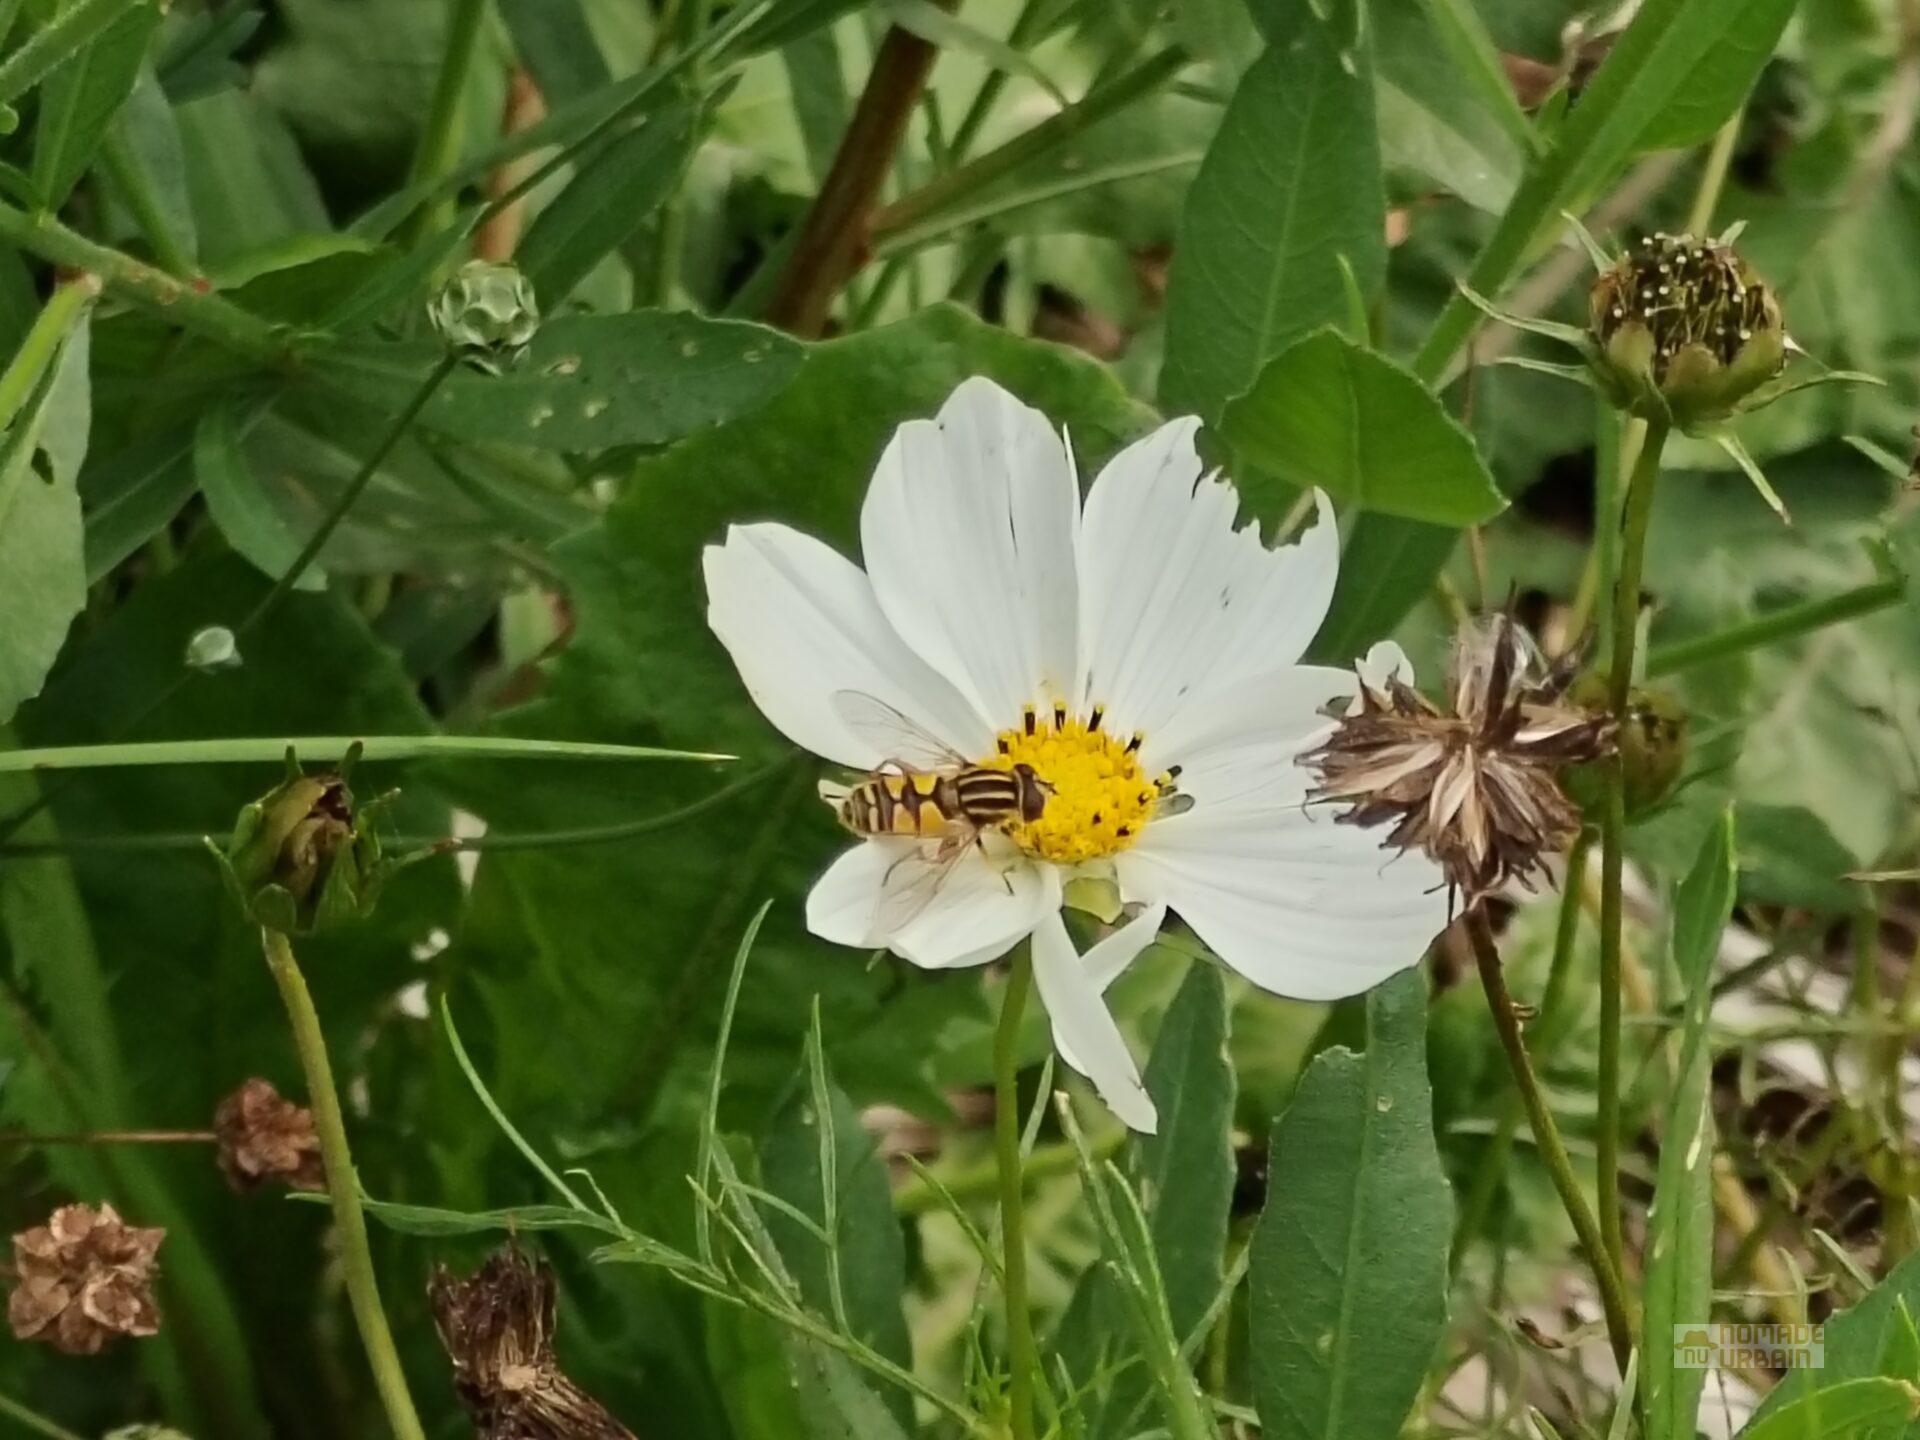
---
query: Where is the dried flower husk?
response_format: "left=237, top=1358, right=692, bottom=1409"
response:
left=429, top=1247, right=635, bottom=1439
left=215, top=1078, right=324, bottom=1192
left=208, top=746, right=388, bottom=935
left=1588, top=232, right=1784, bottom=428
left=1305, top=620, right=1615, bottom=906
left=6, top=1203, right=165, bottom=1356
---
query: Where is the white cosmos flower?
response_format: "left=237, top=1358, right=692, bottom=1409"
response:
left=703, top=378, right=1448, bottom=1131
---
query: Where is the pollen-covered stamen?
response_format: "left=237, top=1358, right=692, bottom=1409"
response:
left=983, top=706, right=1173, bottom=863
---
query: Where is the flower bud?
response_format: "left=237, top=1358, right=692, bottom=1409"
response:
left=208, top=747, right=387, bottom=935
left=428, top=259, right=539, bottom=374
left=1588, top=233, right=1784, bottom=428
left=1564, top=683, right=1689, bottom=820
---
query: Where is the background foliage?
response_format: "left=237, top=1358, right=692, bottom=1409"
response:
left=1, top=0, right=1919, bottom=1436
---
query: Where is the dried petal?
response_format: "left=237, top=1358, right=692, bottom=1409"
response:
left=7, top=1203, right=165, bottom=1355
left=215, top=1078, right=325, bottom=1192
left=1306, top=618, right=1614, bottom=905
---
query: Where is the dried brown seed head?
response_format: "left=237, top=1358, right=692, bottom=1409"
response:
left=214, top=1078, right=324, bottom=1192
left=6, top=1203, right=165, bottom=1355
left=1305, top=619, right=1614, bottom=907
left=429, top=1247, right=635, bottom=1439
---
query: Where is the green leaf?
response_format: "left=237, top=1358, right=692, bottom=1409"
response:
left=1643, top=812, right=1735, bottom=1440
left=1750, top=1249, right=1920, bottom=1432
left=0, top=319, right=91, bottom=723
left=517, top=95, right=702, bottom=306
left=1738, top=1378, right=1920, bottom=1440
left=1133, top=959, right=1236, bottom=1341
left=106, top=66, right=198, bottom=263
left=1249, top=969, right=1452, bottom=1440
left=314, top=311, right=806, bottom=453
left=343, top=1195, right=630, bottom=1239
left=29, top=0, right=159, bottom=209
left=1159, top=5, right=1385, bottom=424
left=194, top=400, right=328, bottom=592
left=1220, top=329, right=1507, bottom=525
left=760, top=1035, right=915, bottom=1430
left=1309, top=516, right=1457, bottom=663
left=1634, top=0, right=1799, bottom=152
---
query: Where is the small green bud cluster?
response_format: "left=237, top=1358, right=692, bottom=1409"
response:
left=427, top=260, right=539, bottom=375
left=1588, top=233, right=1784, bottom=428
left=1564, top=682, right=1690, bottom=821
left=209, top=749, right=388, bottom=936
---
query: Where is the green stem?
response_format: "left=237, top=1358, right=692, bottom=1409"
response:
left=406, top=0, right=490, bottom=247
left=895, top=1128, right=1125, bottom=1216
left=260, top=928, right=425, bottom=1440
left=1453, top=833, right=1592, bottom=1266
left=0, top=273, right=95, bottom=430
left=0, top=734, right=723, bottom=773
left=1645, top=577, right=1906, bottom=677
left=1684, top=109, right=1743, bottom=236
left=0, top=1392, right=84, bottom=1440
left=98, top=132, right=196, bottom=276
left=995, top=944, right=1041, bottom=1440
left=870, top=44, right=1188, bottom=257
left=1466, top=909, right=1636, bottom=1371
left=1599, top=416, right=1669, bottom=1281
left=0, top=201, right=283, bottom=360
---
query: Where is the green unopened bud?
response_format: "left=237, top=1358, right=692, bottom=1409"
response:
left=208, top=747, right=389, bottom=935
left=428, top=260, right=538, bottom=374
left=1587, top=233, right=1784, bottom=428
left=1564, top=683, right=1689, bottom=821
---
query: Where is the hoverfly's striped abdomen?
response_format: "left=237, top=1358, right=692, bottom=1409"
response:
left=839, top=763, right=1048, bottom=840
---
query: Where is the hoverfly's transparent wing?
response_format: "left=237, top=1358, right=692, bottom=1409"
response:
left=873, top=834, right=972, bottom=933
left=1155, top=791, right=1196, bottom=820
left=832, top=690, right=969, bottom=771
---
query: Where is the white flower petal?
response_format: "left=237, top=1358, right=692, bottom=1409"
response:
left=889, top=849, right=1060, bottom=970
left=1140, top=665, right=1355, bottom=795
left=705, top=524, right=990, bottom=768
left=806, top=840, right=909, bottom=948
left=1117, top=805, right=1449, bottom=1001
left=1077, top=421, right=1339, bottom=737
left=1032, top=911, right=1157, bottom=1132
left=862, top=378, right=1080, bottom=727
left=1081, top=902, right=1169, bottom=993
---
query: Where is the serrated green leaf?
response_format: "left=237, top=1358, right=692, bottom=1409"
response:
left=1220, top=329, right=1507, bottom=526
left=1250, top=969, right=1452, bottom=1440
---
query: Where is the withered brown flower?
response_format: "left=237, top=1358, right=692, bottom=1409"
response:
left=429, top=1247, right=634, bottom=1439
left=7, top=1203, right=165, bottom=1355
left=1304, top=618, right=1614, bottom=906
left=214, top=1078, right=324, bottom=1192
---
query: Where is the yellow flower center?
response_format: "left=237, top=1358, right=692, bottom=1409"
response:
left=981, top=703, right=1171, bottom=864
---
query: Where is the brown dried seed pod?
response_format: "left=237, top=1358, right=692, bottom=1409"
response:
left=1304, top=617, right=1615, bottom=908
left=429, top=1247, right=635, bottom=1439
left=214, top=1078, right=325, bottom=1192
left=6, top=1203, right=165, bottom=1356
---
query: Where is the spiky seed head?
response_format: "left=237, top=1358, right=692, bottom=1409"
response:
left=1304, top=618, right=1615, bottom=907
left=1588, top=232, right=1784, bottom=427
left=428, top=260, right=539, bottom=375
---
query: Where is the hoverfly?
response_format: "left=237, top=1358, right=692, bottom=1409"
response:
left=823, top=690, right=1050, bottom=928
